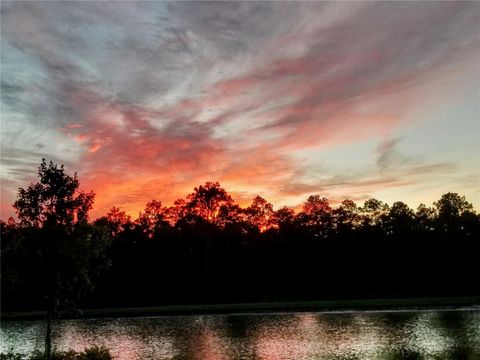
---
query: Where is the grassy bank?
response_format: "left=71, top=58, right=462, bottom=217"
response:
left=2, top=296, right=479, bottom=321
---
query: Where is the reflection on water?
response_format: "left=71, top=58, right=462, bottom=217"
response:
left=1, top=309, right=479, bottom=360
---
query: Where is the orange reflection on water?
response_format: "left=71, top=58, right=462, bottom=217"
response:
left=253, top=313, right=315, bottom=360
left=53, top=319, right=179, bottom=360
left=252, top=312, right=389, bottom=360
left=59, top=326, right=145, bottom=360
left=192, top=326, right=229, bottom=360
left=3, top=310, right=479, bottom=360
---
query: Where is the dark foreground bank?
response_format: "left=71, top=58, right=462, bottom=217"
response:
left=0, top=347, right=112, bottom=360
left=2, top=296, right=479, bottom=321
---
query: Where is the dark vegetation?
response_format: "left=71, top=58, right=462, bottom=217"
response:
left=1, top=160, right=479, bottom=313
left=1, top=347, right=471, bottom=360
left=0, top=347, right=112, bottom=360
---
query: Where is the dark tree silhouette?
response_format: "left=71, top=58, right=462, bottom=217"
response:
left=383, top=201, right=415, bottom=237
left=94, top=206, right=131, bottom=237
left=434, top=192, right=475, bottom=236
left=184, top=181, right=234, bottom=225
left=271, top=206, right=296, bottom=231
left=299, top=195, right=333, bottom=241
left=137, top=200, right=168, bottom=236
left=244, top=195, right=274, bottom=232
left=360, top=198, right=389, bottom=226
left=333, top=199, right=360, bottom=233
left=415, top=203, right=436, bottom=232
left=434, top=192, right=473, bottom=218
left=2, top=168, right=479, bottom=314
left=12, top=159, right=109, bottom=360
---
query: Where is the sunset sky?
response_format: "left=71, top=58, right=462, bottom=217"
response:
left=1, top=1, right=479, bottom=219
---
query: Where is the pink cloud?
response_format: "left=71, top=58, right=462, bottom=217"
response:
left=2, top=2, right=478, bottom=219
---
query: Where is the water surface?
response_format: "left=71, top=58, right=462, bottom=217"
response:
left=1, top=308, right=480, bottom=360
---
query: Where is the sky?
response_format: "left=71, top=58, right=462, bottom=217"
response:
left=1, top=1, right=479, bottom=219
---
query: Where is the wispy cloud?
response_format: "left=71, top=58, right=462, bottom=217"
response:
left=1, top=2, right=478, bottom=218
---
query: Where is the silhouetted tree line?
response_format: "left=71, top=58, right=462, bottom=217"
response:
left=1, top=161, right=479, bottom=312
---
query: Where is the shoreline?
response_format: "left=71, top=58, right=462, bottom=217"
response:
left=2, top=296, right=480, bottom=321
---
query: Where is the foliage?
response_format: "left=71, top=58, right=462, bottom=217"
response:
left=184, top=181, right=233, bottom=225
left=0, top=347, right=112, bottom=360
left=244, top=195, right=274, bottom=232
left=14, top=160, right=94, bottom=228
left=3, top=159, right=110, bottom=310
left=2, top=164, right=479, bottom=309
left=434, top=192, right=473, bottom=218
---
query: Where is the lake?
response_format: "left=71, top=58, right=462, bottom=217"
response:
left=1, top=308, right=479, bottom=360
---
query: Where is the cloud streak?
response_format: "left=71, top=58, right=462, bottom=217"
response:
left=1, top=1, right=479, bottom=218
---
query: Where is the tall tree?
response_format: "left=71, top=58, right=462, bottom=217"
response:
left=13, top=159, right=109, bottom=360
left=244, top=195, right=274, bottom=232
left=333, top=199, right=359, bottom=232
left=360, top=198, right=389, bottom=227
left=383, top=201, right=414, bottom=237
left=137, top=200, right=168, bottom=238
left=184, top=181, right=234, bottom=225
left=415, top=203, right=436, bottom=232
left=299, top=195, right=332, bottom=240
left=434, top=192, right=473, bottom=219
left=271, top=206, right=296, bottom=231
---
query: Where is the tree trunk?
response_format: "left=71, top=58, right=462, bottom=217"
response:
left=44, top=275, right=55, bottom=360
left=44, top=230, right=56, bottom=360
left=44, top=305, right=52, bottom=360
